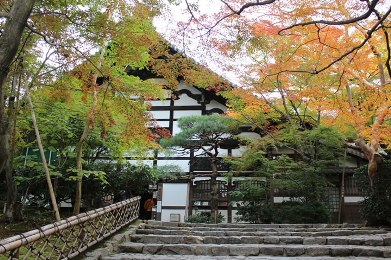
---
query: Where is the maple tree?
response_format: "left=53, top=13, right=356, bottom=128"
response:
left=169, top=0, right=391, bottom=185
left=1, top=0, right=227, bottom=221
left=0, top=0, right=167, bottom=220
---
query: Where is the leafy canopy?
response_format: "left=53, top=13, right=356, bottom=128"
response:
left=160, top=114, right=240, bottom=151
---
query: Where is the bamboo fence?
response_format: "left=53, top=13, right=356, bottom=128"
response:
left=0, top=196, right=140, bottom=259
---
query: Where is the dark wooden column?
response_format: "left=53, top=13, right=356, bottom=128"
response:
left=227, top=178, right=233, bottom=223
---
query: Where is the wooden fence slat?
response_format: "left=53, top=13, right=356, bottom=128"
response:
left=0, top=196, right=140, bottom=259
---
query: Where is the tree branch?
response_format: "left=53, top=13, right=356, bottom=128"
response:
left=279, top=0, right=381, bottom=35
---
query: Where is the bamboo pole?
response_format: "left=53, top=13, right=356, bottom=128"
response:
left=25, top=86, right=61, bottom=222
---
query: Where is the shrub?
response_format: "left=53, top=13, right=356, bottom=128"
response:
left=272, top=201, right=329, bottom=223
left=186, top=211, right=225, bottom=223
left=234, top=201, right=273, bottom=223
left=355, top=159, right=391, bottom=226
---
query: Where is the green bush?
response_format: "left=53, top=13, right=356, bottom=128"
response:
left=355, top=159, right=391, bottom=226
left=272, top=201, right=329, bottom=224
left=234, top=201, right=273, bottom=223
left=230, top=180, right=273, bottom=223
left=186, top=211, right=225, bottom=223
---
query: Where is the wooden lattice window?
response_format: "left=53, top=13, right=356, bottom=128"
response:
left=344, top=175, right=363, bottom=196
left=192, top=180, right=228, bottom=201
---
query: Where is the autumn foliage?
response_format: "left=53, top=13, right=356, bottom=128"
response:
left=172, top=0, right=391, bottom=184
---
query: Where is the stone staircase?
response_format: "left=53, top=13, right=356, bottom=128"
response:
left=102, top=221, right=391, bottom=259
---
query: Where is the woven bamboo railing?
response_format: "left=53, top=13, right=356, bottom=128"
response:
left=0, top=196, right=140, bottom=259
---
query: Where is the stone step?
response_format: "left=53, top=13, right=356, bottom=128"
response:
left=144, top=225, right=379, bottom=233
left=118, top=242, right=391, bottom=257
left=136, top=228, right=390, bottom=237
left=146, top=221, right=361, bottom=229
left=144, top=223, right=374, bottom=232
left=144, top=222, right=391, bottom=232
left=102, top=253, right=389, bottom=260
left=129, top=234, right=391, bottom=246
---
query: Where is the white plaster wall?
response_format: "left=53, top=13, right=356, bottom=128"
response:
left=193, top=148, right=228, bottom=157
left=174, top=94, right=200, bottom=106
left=193, top=176, right=228, bottom=184
left=149, top=100, right=170, bottom=106
left=157, top=159, right=189, bottom=172
left=194, top=149, right=206, bottom=156
left=162, top=183, right=189, bottom=206
left=178, top=82, right=202, bottom=93
left=154, top=121, right=170, bottom=128
left=161, top=183, right=189, bottom=222
left=219, top=210, right=228, bottom=224
left=205, top=100, right=227, bottom=112
left=344, top=196, right=364, bottom=203
left=149, top=110, right=170, bottom=119
left=174, top=110, right=202, bottom=118
left=231, top=146, right=248, bottom=157
left=158, top=148, right=189, bottom=158
left=126, top=160, right=154, bottom=166
left=172, top=121, right=181, bottom=135
left=217, top=148, right=228, bottom=157
left=161, top=209, right=187, bottom=222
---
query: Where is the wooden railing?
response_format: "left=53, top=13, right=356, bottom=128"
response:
left=0, top=196, right=140, bottom=259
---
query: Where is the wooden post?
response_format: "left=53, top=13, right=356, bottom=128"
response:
left=338, top=148, right=347, bottom=224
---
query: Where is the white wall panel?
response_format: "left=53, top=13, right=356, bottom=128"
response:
left=162, top=183, right=189, bottom=206
left=126, top=160, right=154, bottom=166
left=158, top=148, right=189, bottom=158
left=344, top=196, right=364, bottom=203
left=172, top=121, right=181, bottom=135
left=174, top=110, right=202, bottom=119
left=149, top=110, right=170, bottom=119
left=178, top=82, right=202, bottom=94
left=154, top=121, right=170, bottom=128
left=174, top=94, right=199, bottom=106
left=161, top=209, right=187, bottom=222
left=206, top=100, right=227, bottom=112
left=219, top=210, right=228, bottom=224
left=149, top=100, right=170, bottom=106
left=217, top=148, right=228, bottom=157
left=231, top=146, right=247, bottom=157
left=157, top=160, right=189, bottom=172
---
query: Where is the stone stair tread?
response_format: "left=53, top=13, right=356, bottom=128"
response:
left=101, top=223, right=391, bottom=259
left=129, top=233, right=391, bottom=246
left=136, top=229, right=390, bottom=237
left=144, top=224, right=384, bottom=232
left=119, top=242, right=391, bottom=257
left=102, top=252, right=388, bottom=260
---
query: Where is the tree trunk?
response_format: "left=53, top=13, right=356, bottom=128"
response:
left=73, top=103, right=94, bottom=215
left=0, top=0, right=35, bottom=222
left=73, top=4, right=113, bottom=215
left=210, top=157, right=219, bottom=224
left=0, top=0, right=35, bottom=173
left=3, top=131, right=23, bottom=222
left=349, top=46, right=387, bottom=186
left=355, top=137, right=383, bottom=186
